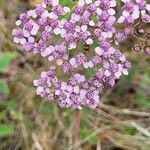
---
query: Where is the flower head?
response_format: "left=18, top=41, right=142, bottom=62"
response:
left=12, top=0, right=150, bottom=109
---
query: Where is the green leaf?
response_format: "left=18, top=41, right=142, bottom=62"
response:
left=0, top=80, right=9, bottom=94
left=60, top=0, right=74, bottom=8
left=11, top=111, right=24, bottom=122
left=140, top=72, right=150, bottom=88
left=0, top=52, right=17, bottom=72
left=136, top=91, right=150, bottom=108
left=123, top=126, right=138, bottom=135
left=0, top=124, right=14, bottom=137
left=115, top=86, right=125, bottom=96
left=0, top=110, right=7, bottom=121
left=60, top=0, right=74, bottom=19
left=7, top=100, right=16, bottom=111
left=59, top=0, right=75, bottom=19
left=85, top=68, right=96, bottom=79
left=68, top=49, right=74, bottom=59
left=126, top=66, right=138, bottom=81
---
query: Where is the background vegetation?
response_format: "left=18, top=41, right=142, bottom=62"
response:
left=0, top=0, right=150, bottom=149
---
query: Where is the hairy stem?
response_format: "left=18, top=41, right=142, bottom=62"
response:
left=69, top=110, right=81, bottom=150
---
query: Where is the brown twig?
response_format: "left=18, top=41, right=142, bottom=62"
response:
left=99, top=104, right=150, bottom=117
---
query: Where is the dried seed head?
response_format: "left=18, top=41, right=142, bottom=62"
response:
left=132, top=44, right=143, bottom=52
left=145, top=34, right=150, bottom=40
left=144, top=46, right=150, bottom=55
left=142, top=33, right=150, bottom=40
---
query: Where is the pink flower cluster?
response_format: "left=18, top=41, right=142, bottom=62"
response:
left=12, top=0, right=149, bottom=109
left=115, top=0, right=150, bottom=44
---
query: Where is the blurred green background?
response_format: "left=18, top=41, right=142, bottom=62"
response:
left=0, top=0, right=150, bottom=150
